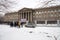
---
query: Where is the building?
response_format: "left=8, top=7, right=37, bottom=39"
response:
left=18, top=8, right=34, bottom=23
left=34, top=6, right=60, bottom=24
left=3, top=12, right=18, bottom=23
left=3, top=5, right=60, bottom=25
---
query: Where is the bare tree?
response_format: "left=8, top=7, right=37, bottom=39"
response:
left=35, top=0, right=60, bottom=8
left=0, top=14, right=3, bottom=23
left=0, top=0, right=16, bottom=13
left=41, top=0, right=54, bottom=7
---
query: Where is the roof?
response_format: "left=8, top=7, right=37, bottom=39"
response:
left=18, top=7, right=34, bottom=12
left=5, top=12, right=18, bottom=16
left=34, top=5, right=60, bottom=11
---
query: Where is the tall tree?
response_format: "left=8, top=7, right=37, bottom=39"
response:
left=0, top=0, right=16, bottom=13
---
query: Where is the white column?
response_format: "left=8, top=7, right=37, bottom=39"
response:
left=26, top=21, right=28, bottom=24
left=25, top=13, right=27, bottom=20
left=23, top=13, right=24, bottom=19
left=35, top=20, right=37, bottom=25
left=22, top=13, right=23, bottom=19
left=21, top=13, right=23, bottom=19
left=28, top=12, right=29, bottom=22
left=45, top=20, right=47, bottom=25
left=57, top=20, right=59, bottom=25
left=30, top=13, right=32, bottom=22
left=20, top=13, right=21, bottom=20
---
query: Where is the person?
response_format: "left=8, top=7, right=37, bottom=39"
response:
left=10, top=22, right=13, bottom=27
left=20, top=22, right=23, bottom=27
left=18, top=21, right=20, bottom=28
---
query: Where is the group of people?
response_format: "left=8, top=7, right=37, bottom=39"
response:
left=10, top=21, right=24, bottom=28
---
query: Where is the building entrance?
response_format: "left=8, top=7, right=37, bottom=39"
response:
left=20, top=12, right=33, bottom=23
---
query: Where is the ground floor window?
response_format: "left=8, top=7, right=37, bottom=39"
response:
left=37, top=21, right=45, bottom=24
left=47, top=21, right=57, bottom=24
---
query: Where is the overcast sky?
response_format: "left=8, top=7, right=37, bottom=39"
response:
left=0, top=0, right=60, bottom=15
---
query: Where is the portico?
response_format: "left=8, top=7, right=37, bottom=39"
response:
left=18, top=8, right=34, bottom=23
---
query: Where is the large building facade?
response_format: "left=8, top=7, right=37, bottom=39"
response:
left=34, top=6, right=60, bottom=24
left=3, top=6, right=60, bottom=25
left=3, top=12, right=18, bottom=23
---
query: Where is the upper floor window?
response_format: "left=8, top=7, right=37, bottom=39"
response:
left=44, top=11, right=47, bottom=13
left=39, top=12, right=41, bottom=14
left=54, top=10, right=57, bottom=12
left=50, top=10, right=54, bottom=12
left=58, top=10, right=60, bottom=12
left=54, top=15, right=57, bottom=17
left=59, top=15, right=60, bottom=16
left=36, top=12, right=39, bottom=14
left=50, top=14, right=54, bottom=17
left=48, top=11, right=50, bottom=13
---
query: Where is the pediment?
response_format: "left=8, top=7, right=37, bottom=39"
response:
left=18, top=8, right=33, bottom=12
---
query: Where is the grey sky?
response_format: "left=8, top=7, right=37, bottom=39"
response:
left=0, top=0, right=60, bottom=15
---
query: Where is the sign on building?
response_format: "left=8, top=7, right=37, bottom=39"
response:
left=21, top=19, right=26, bottom=22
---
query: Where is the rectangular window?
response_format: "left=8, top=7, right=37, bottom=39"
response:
left=37, top=21, right=45, bottom=24
left=47, top=21, right=57, bottom=24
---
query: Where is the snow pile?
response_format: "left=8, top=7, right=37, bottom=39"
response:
left=0, top=24, right=60, bottom=40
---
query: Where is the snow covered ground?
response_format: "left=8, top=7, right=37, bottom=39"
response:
left=0, top=24, right=60, bottom=40
left=36, top=24, right=60, bottom=27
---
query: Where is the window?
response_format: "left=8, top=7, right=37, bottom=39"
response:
left=48, top=11, right=50, bottom=13
left=51, top=10, right=53, bottom=12
left=50, top=14, right=53, bottom=17
left=36, top=12, right=39, bottom=14
left=58, top=10, right=60, bottom=12
left=41, top=11, right=43, bottom=13
left=47, top=21, right=57, bottom=24
left=37, top=21, right=45, bottom=24
left=44, top=11, right=47, bottom=13
left=54, top=15, right=57, bottom=17
left=54, top=10, right=57, bottom=12
left=39, top=12, right=41, bottom=14
left=59, top=15, right=60, bottom=16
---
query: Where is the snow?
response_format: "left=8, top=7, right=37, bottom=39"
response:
left=0, top=24, right=60, bottom=40
left=36, top=24, right=60, bottom=27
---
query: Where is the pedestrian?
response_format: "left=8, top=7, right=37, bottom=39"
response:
left=21, top=22, right=23, bottom=28
left=18, top=21, right=20, bottom=28
left=10, top=22, right=13, bottom=27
